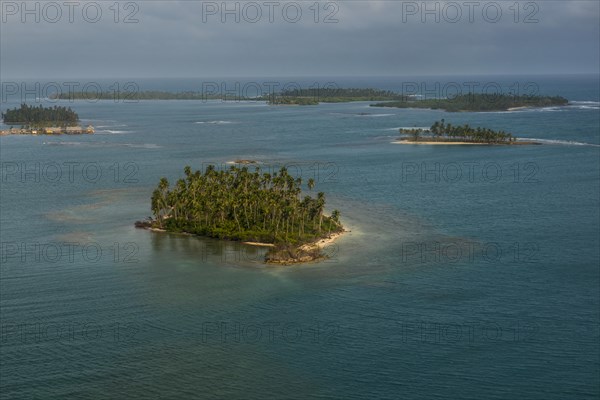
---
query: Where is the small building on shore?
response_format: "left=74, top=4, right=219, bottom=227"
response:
left=1, top=124, right=95, bottom=136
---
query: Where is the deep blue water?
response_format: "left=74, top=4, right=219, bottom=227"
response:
left=1, top=75, right=599, bottom=399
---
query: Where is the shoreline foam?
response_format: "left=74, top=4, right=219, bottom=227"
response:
left=299, top=230, right=347, bottom=251
left=392, top=140, right=541, bottom=146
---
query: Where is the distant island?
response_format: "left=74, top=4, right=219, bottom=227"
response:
left=52, top=89, right=569, bottom=112
left=1, top=104, right=94, bottom=135
left=396, top=119, right=540, bottom=145
left=372, top=93, right=568, bottom=112
left=52, top=90, right=226, bottom=101
left=259, top=88, right=409, bottom=105
left=136, top=165, right=344, bottom=264
left=54, top=88, right=410, bottom=105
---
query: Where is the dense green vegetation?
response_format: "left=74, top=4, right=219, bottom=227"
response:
left=263, top=88, right=408, bottom=105
left=52, top=91, right=236, bottom=101
left=54, top=88, right=408, bottom=104
left=149, top=165, right=343, bottom=246
left=372, top=94, right=568, bottom=112
left=53, top=89, right=568, bottom=112
left=2, top=104, right=79, bottom=127
left=400, top=119, right=515, bottom=143
left=265, top=96, right=319, bottom=105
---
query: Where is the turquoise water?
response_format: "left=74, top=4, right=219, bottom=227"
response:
left=1, top=76, right=599, bottom=399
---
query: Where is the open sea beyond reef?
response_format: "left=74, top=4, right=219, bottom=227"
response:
left=1, top=75, right=599, bottom=399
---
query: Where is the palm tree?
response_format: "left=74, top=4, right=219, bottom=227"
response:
left=331, top=210, right=341, bottom=224
left=316, top=192, right=325, bottom=232
left=430, top=121, right=439, bottom=136
left=151, top=177, right=170, bottom=227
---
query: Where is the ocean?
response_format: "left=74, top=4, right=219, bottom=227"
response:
left=1, top=75, right=599, bottom=399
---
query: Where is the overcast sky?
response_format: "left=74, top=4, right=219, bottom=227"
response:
left=1, top=0, right=598, bottom=78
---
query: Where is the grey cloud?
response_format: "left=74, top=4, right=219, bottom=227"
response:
left=1, top=0, right=598, bottom=78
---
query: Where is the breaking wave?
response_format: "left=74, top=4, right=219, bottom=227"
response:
left=195, top=120, right=236, bottom=124
left=44, top=141, right=161, bottom=149
left=521, top=138, right=600, bottom=147
left=384, top=126, right=430, bottom=131
left=95, top=130, right=132, bottom=135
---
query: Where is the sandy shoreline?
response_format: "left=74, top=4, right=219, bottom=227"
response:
left=392, top=140, right=541, bottom=146
left=299, top=230, right=348, bottom=251
left=242, top=241, right=275, bottom=247
left=242, top=229, right=347, bottom=250
left=393, top=141, right=492, bottom=145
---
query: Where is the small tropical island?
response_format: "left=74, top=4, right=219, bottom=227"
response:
left=52, top=90, right=225, bottom=101
left=259, top=88, right=409, bottom=105
left=396, top=119, right=540, bottom=145
left=57, top=87, right=409, bottom=105
left=136, top=165, right=345, bottom=265
left=1, top=104, right=94, bottom=135
left=372, top=93, right=568, bottom=112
